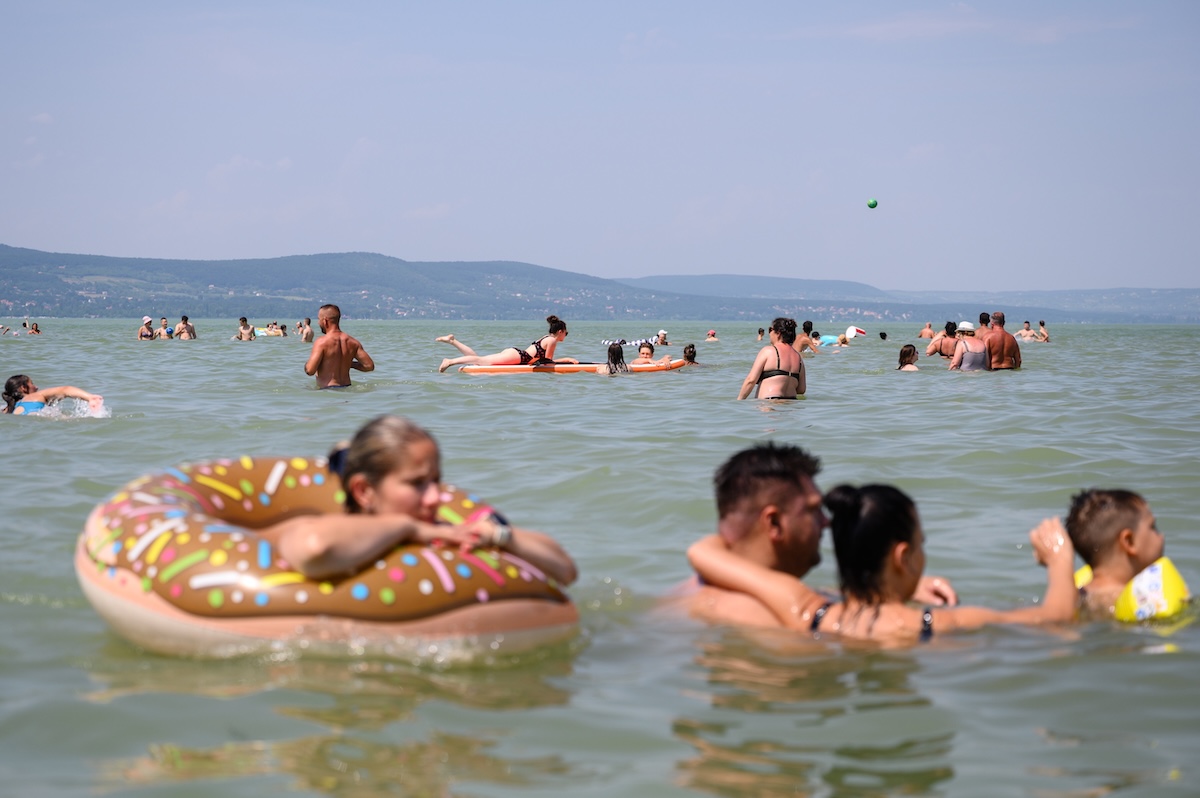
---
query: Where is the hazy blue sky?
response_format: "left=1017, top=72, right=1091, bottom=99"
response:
left=4, top=2, right=1197, bottom=290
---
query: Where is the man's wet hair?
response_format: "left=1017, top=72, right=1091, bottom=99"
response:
left=714, top=442, right=821, bottom=518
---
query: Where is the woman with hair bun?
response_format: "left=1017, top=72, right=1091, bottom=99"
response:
left=737, top=317, right=804, bottom=400
left=436, top=316, right=577, bottom=373
left=260, top=414, right=577, bottom=583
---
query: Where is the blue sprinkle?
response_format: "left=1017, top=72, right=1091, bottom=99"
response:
left=351, top=584, right=369, bottom=601
left=257, top=540, right=271, bottom=569
left=401, top=553, right=419, bottom=566
left=456, top=564, right=471, bottom=578
left=313, top=473, right=325, bottom=485
left=165, top=468, right=191, bottom=484
left=255, top=593, right=269, bottom=606
left=165, top=509, right=187, bottom=519
left=259, top=493, right=271, bottom=507
left=112, top=541, right=123, bottom=553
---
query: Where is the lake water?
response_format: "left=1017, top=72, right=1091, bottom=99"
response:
left=2, top=318, right=1197, bottom=797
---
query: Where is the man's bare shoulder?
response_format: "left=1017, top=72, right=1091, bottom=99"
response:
left=665, top=580, right=784, bottom=629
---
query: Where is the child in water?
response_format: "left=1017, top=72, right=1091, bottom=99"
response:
left=630, top=342, right=672, bottom=366
left=596, top=342, right=630, bottom=375
left=1066, top=489, right=1172, bottom=618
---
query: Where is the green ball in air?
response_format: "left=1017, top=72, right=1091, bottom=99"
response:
left=867, top=198, right=878, bottom=209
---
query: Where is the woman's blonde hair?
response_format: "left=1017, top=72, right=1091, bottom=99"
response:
left=330, top=415, right=437, bottom=513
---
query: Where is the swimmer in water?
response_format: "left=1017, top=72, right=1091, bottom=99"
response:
left=304, top=304, right=375, bottom=388
left=1066, top=489, right=1166, bottom=619
left=596, top=342, right=630, bottom=374
left=690, top=483, right=1077, bottom=644
left=436, top=316, right=577, bottom=372
left=629, top=341, right=672, bottom=366
left=258, top=415, right=577, bottom=583
left=3, top=374, right=103, bottom=415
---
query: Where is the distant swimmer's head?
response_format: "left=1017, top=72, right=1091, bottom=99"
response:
left=684, top=343, right=697, bottom=362
left=142, top=316, right=152, bottom=325
left=979, top=312, right=990, bottom=327
left=879, top=331, right=888, bottom=340
left=639, top=343, right=655, bottom=358
left=957, top=321, right=975, bottom=336
left=332, top=415, right=441, bottom=521
left=181, top=315, right=189, bottom=323
left=607, top=342, right=626, bottom=366
left=898, top=344, right=918, bottom=368
left=239, top=317, right=248, bottom=324
left=944, top=321, right=957, bottom=336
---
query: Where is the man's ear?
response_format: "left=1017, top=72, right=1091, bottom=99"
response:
left=761, top=504, right=783, bottom=541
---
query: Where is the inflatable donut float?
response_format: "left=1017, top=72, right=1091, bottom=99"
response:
left=75, top=456, right=578, bottom=658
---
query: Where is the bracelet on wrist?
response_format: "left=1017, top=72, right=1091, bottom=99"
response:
left=492, top=521, right=513, bottom=548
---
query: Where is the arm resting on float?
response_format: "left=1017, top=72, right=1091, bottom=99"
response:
left=503, top=526, right=577, bottom=585
left=262, top=513, right=478, bottom=580
left=686, top=535, right=824, bottom=629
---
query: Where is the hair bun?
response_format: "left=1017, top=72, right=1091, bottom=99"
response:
left=327, top=443, right=351, bottom=477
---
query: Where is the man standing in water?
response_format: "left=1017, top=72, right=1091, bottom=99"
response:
left=985, top=311, right=1022, bottom=370
left=176, top=315, right=197, bottom=340
left=675, top=443, right=955, bottom=627
left=304, top=304, right=374, bottom=388
left=299, top=317, right=315, bottom=343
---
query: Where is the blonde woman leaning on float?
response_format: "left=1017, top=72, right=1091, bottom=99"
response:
left=258, top=415, right=577, bottom=584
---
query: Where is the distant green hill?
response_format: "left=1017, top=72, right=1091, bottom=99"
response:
left=2, top=244, right=1196, bottom=323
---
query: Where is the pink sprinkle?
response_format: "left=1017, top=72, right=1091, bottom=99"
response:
left=212, top=496, right=225, bottom=510
left=159, top=548, right=176, bottom=564
left=389, top=568, right=406, bottom=582
left=170, top=584, right=182, bottom=597
left=242, top=499, right=252, bottom=512
left=299, top=475, right=311, bottom=486
left=476, top=588, right=489, bottom=603
left=134, top=523, right=147, bottom=534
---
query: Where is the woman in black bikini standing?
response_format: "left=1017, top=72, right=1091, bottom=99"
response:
left=736, top=317, right=804, bottom=400
left=437, top=315, right=578, bottom=373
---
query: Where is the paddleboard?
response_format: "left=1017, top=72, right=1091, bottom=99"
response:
left=459, top=359, right=687, bottom=374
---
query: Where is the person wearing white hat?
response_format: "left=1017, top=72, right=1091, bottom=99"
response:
left=656, top=330, right=670, bottom=346
left=137, top=316, right=154, bottom=341
left=948, top=321, right=987, bottom=371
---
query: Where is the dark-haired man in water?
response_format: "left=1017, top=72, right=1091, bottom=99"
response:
left=304, top=304, right=374, bottom=388
left=672, top=443, right=956, bottom=628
